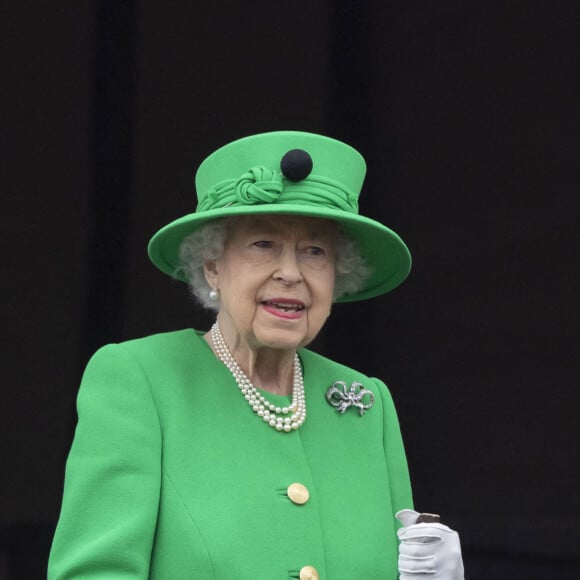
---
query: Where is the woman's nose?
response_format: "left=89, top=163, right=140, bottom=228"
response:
left=273, top=247, right=303, bottom=285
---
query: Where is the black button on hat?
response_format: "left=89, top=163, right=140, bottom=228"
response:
left=280, top=149, right=313, bottom=182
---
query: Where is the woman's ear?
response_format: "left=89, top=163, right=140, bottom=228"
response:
left=204, top=259, right=219, bottom=290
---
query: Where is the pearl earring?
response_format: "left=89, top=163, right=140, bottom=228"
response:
left=209, top=289, right=220, bottom=301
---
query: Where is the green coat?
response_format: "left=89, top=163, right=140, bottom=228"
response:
left=48, top=329, right=413, bottom=579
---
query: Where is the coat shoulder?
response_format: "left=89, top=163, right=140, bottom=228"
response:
left=101, top=328, right=204, bottom=361
left=87, top=329, right=208, bottom=379
left=299, top=347, right=377, bottom=385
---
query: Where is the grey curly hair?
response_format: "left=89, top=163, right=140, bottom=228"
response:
left=177, top=217, right=371, bottom=311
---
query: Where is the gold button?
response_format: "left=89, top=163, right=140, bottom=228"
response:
left=299, top=565, right=319, bottom=580
left=287, top=482, right=310, bottom=505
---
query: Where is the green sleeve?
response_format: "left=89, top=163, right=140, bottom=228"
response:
left=48, top=343, right=162, bottom=579
left=373, top=377, right=414, bottom=523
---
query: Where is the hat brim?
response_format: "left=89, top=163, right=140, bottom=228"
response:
left=148, top=204, right=411, bottom=303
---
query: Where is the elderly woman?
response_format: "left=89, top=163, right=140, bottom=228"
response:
left=48, top=131, right=464, bottom=579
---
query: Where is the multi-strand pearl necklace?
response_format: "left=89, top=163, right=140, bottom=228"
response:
left=210, top=322, right=306, bottom=432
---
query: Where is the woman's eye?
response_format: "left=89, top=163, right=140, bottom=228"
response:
left=253, top=240, right=274, bottom=249
left=305, top=246, right=325, bottom=256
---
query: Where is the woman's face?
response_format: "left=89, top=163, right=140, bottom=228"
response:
left=206, top=215, right=337, bottom=354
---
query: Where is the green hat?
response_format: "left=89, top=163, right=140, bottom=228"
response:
left=148, top=131, right=411, bottom=302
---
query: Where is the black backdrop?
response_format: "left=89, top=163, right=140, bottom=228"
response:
left=2, top=1, right=578, bottom=578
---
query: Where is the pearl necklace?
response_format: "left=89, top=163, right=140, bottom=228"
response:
left=210, top=322, right=306, bottom=432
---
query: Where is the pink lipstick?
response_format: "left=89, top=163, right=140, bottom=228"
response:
left=261, top=298, right=305, bottom=320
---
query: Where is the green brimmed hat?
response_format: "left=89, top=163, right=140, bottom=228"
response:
left=148, top=130, right=411, bottom=302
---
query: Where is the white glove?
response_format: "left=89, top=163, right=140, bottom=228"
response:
left=396, top=509, right=465, bottom=580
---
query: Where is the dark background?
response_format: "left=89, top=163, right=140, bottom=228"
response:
left=1, top=1, right=578, bottom=578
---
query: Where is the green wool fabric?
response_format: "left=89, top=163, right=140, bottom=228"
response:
left=48, top=329, right=413, bottom=579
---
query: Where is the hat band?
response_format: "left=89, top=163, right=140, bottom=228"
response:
left=197, top=166, right=359, bottom=214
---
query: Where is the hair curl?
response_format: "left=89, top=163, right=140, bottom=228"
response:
left=177, top=217, right=371, bottom=311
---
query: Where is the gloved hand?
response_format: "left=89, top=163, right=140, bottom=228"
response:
left=396, top=509, right=465, bottom=580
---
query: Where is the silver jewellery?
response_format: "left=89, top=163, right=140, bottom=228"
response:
left=209, top=289, right=220, bottom=301
left=210, top=322, right=306, bottom=432
left=326, top=381, right=375, bottom=416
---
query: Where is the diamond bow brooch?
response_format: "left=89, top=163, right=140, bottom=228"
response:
left=326, top=381, right=375, bottom=416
